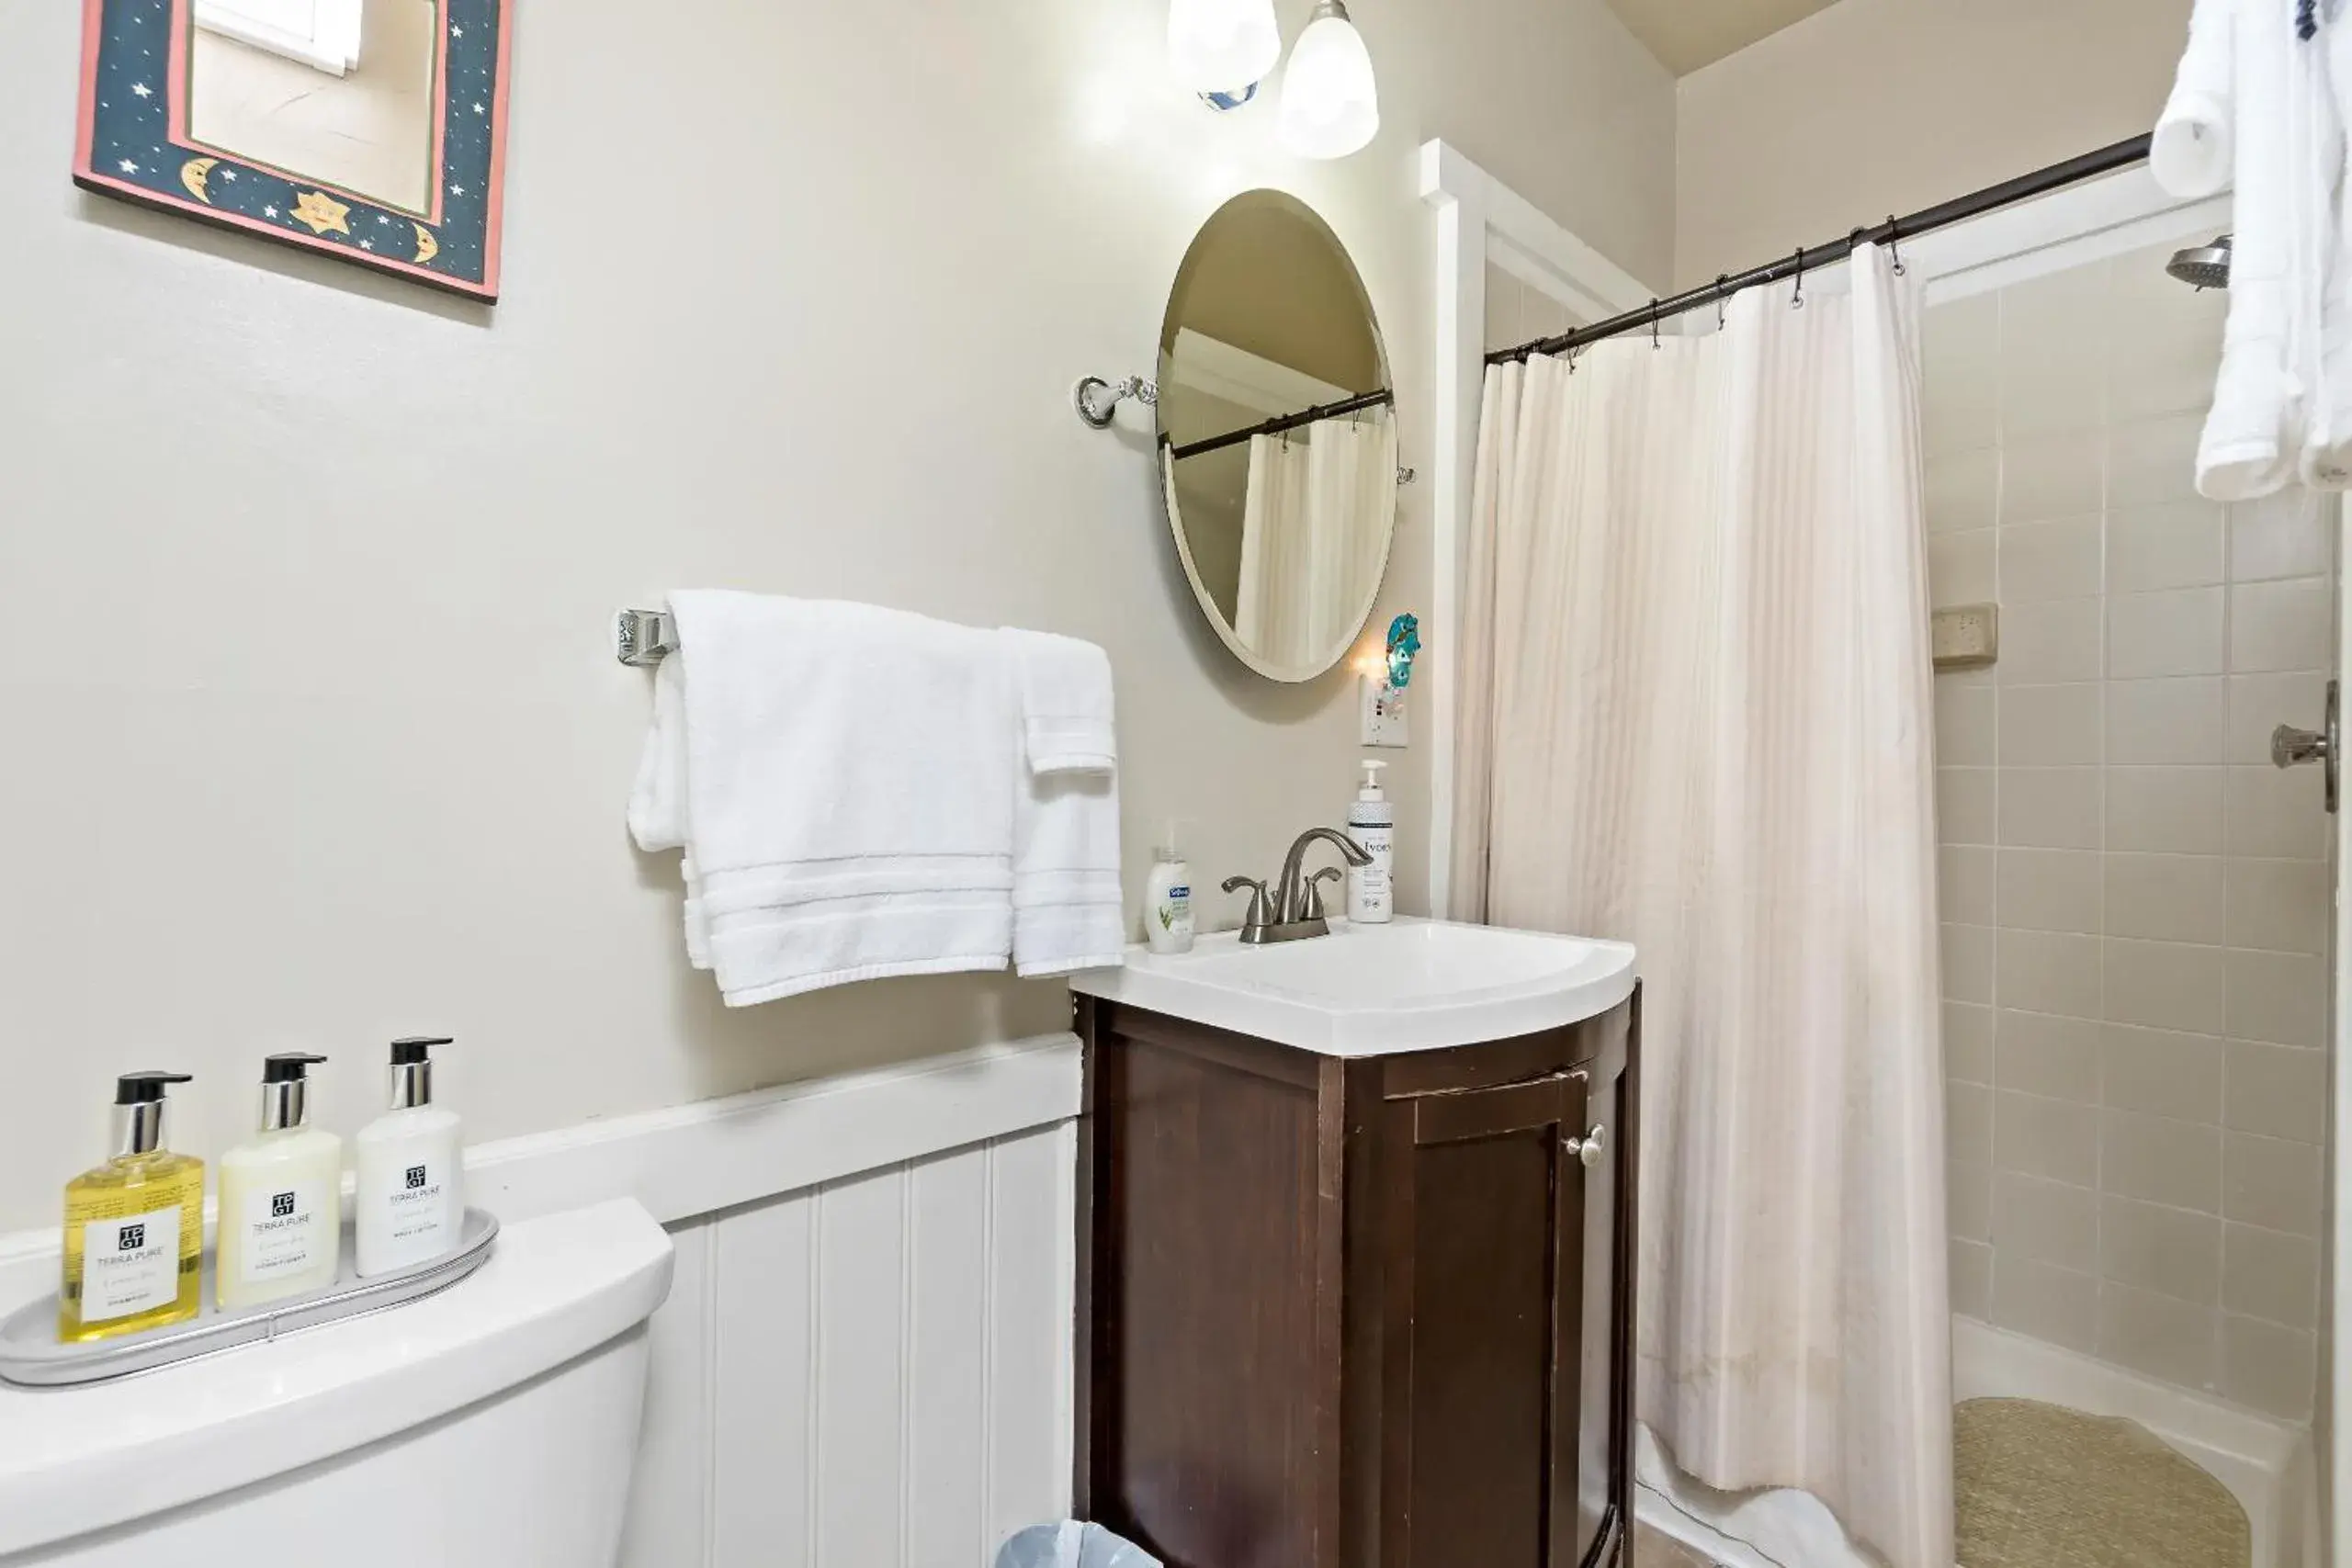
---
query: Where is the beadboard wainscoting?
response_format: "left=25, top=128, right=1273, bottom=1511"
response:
left=0, top=1035, right=1083, bottom=1568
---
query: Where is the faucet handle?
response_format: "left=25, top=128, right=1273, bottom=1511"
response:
left=1303, top=866, right=1345, bottom=921
left=1221, top=874, right=1272, bottom=931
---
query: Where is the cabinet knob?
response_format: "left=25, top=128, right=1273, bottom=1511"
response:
left=1566, top=1124, right=1607, bottom=1168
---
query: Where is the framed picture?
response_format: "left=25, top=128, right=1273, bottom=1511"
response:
left=74, top=0, right=514, bottom=302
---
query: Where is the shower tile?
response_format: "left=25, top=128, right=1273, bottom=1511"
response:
left=1993, top=1170, right=2098, bottom=1264
left=1928, top=448, right=2001, bottom=534
left=2107, top=678, right=2225, bottom=765
left=1991, top=1256, right=2100, bottom=1355
left=1938, top=768, right=1996, bottom=846
left=2100, top=1196, right=2222, bottom=1305
left=1941, top=923, right=1994, bottom=1005
left=2000, top=684, right=2103, bottom=766
left=2223, top=948, right=2327, bottom=1047
left=1996, top=929, right=2103, bottom=1019
left=1926, top=294, right=2001, bottom=457
left=1998, top=768, right=2101, bottom=850
left=1949, top=1159, right=1993, bottom=1242
left=2107, top=502, right=2225, bottom=593
left=2108, top=291, right=2227, bottom=424
left=1936, top=683, right=1996, bottom=767
left=2100, top=1023, right=2223, bottom=1123
left=1950, top=1239, right=1994, bottom=1318
left=1939, top=846, right=1995, bottom=925
left=2222, top=1316, right=2316, bottom=1420
left=2102, top=854, right=2223, bottom=945
left=1999, top=517, right=2104, bottom=603
left=2106, top=767, right=2224, bottom=854
left=2224, top=766, right=2327, bottom=860
left=2001, top=269, right=2108, bottom=438
left=2002, top=434, right=2105, bottom=525
left=2224, top=859, right=2329, bottom=955
left=1996, top=1010, right=2101, bottom=1101
left=2228, top=578, right=2332, bottom=673
left=2222, top=1133, right=2323, bottom=1235
left=2228, top=491, right=2333, bottom=582
left=2226, top=671, right=2329, bottom=763
left=2098, top=1282, right=2222, bottom=1390
left=1997, top=599, right=2104, bottom=684
left=2107, top=588, right=2224, bottom=679
left=2223, top=1042, right=2326, bottom=1143
left=1996, top=1089, right=2099, bottom=1186
left=1928, top=528, right=1996, bottom=607
left=2108, top=413, right=2205, bottom=509
left=1945, top=1002, right=1995, bottom=1083
left=2222, top=1224, right=2319, bottom=1329
left=2102, top=938, right=2225, bottom=1034
left=2103, top=1109, right=2222, bottom=1213
left=1996, top=850, right=2102, bottom=934
left=1949, top=1081, right=1994, bottom=1165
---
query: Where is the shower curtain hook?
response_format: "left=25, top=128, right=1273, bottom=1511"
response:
left=1715, top=275, right=1731, bottom=330
left=1791, top=247, right=1806, bottom=310
left=1650, top=298, right=1661, bottom=349
left=1887, top=216, right=1906, bottom=275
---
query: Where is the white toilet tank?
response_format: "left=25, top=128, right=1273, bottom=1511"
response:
left=0, top=1199, right=673, bottom=1567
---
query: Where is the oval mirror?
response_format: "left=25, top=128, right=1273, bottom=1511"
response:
left=1157, top=191, right=1396, bottom=682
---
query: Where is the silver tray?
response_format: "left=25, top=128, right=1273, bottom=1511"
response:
left=0, top=1208, right=498, bottom=1388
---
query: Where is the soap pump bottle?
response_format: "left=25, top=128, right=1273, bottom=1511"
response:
left=1345, top=760, right=1395, bottom=924
left=216, top=1054, right=344, bottom=1309
left=59, top=1072, right=206, bottom=1343
left=355, top=1037, right=465, bottom=1277
left=1144, top=822, right=1195, bottom=954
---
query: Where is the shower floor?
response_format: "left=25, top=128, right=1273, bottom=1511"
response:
left=1955, top=1398, right=2249, bottom=1568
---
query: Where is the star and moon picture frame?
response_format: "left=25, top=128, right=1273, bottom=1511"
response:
left=74, top=0, right=514, bottom=302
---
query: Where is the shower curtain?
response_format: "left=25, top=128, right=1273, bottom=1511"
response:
left=1234, top=412, right=1396, bottom=666
left=1451, top=248, right=1953, bottom=1568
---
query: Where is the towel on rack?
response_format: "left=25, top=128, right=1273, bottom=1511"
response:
left=629, top=592, right=1023, bottom=1006
left=1001, top=629, right=1126, bottom=976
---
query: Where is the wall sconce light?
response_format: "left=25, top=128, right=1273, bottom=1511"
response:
left=1277, top=0, right=1379, bottom=159
left=1167, top=0, right=1282, bottom=107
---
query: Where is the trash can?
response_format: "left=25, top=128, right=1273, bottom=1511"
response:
left=994, top=1520, right=1161, bottom=1568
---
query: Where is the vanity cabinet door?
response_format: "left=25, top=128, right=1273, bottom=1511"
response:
left=1381, top=1073, right=1588, bottom=1568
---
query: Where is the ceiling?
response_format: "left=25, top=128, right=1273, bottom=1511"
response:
left=1600, top=0, right=1846, bottom=74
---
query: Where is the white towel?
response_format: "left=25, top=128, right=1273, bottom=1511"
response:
left=1001, top=629, right=1125, bottom=976
left=629, top=592, right=1021, bottom=1006
left=2153, top=0, right=2236, bottom=197
left=1006, top=629, right=1117, bottom=774
left=2301, top=15, right=2352, bottom=486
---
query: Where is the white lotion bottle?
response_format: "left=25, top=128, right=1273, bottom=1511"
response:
left=215, top=1053, right=344, bottom=1308
left=1346, top=760, right=1395, bottom=924
left=355, top=1036, right=465, bottom=1277
left=1144, top=822, right=1195, bottom=953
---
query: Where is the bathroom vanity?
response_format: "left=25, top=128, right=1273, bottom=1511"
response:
left=1069, top=919, right=1640, bottom=1568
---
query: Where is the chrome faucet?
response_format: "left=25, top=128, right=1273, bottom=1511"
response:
left=1223, top=827, right=1374, bottom=944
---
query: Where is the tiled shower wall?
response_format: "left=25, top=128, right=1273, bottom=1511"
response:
left=1927, top=243, right=2335, bottom=1422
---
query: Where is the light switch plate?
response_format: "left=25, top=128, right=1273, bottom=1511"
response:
left=1931, top=603, right=1998, bottom=671
left=1362, top=676, right=1409, bottom=747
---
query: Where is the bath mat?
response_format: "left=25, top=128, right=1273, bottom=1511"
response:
left=1954, top=1397, right=2249, bottom=1568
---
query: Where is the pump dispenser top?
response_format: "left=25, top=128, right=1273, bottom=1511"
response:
left=110, top=1071, right=193, bottom=1156
left=388, top=1035, right=452, bottom=1109
left=259, top=1052, right=328, bottom=1131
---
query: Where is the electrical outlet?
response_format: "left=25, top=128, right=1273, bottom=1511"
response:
left=1931, top=603, right=1998, bottom=671
left=1362, top=675, right=1409, bottom=747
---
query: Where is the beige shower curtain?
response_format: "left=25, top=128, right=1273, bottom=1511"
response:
left=1452, top=248, right=1953, bottom=1568
left=1235, top=411, right=1397, bottom=666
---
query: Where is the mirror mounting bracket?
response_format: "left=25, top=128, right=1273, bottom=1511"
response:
left=1073, top=375, right=1158, bottom=429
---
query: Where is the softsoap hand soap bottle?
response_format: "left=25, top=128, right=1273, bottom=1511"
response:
left=60, top=1072, right=205, bottom=1342
left=216, top=1054, right=344, bottom=1309
left=356, top=1037, right=464, bottom=1277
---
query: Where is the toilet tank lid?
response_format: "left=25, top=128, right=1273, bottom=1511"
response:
left=0, top=1198, right=674, bottom=1559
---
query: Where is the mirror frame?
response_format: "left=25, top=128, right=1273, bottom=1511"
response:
left=1158, top=190, right=1396, bottom=684
left=73, top=0, right=514, bottom=302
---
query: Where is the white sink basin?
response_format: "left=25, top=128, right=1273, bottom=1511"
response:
left=1069, top=917, right=1638, bottom=1056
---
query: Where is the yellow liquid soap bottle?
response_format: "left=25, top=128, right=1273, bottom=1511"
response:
left=60, top=1072, right=206, bottom=1343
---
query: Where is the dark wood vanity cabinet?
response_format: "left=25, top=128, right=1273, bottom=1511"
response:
left=1074, top=988, right=1640, bottom=1568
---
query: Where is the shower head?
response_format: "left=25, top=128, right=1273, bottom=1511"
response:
left=2166, top=233, right=2233, bottom=290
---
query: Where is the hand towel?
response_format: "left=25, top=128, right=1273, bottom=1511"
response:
left=2300, top=14, right=2352, bottom=486
left=2153, top=0, right=2237, bottom=197
left=1003, top=629, right=1117, bottom=774
left=630, top=592, right=1021, bottom=1006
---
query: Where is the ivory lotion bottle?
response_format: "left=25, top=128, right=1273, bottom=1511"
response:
left=216, top=1054, right=344, bottom=1309
left=355, top=1037, right=464, bottom=1277
left=59, top=1072, right=205, bottom=1342
left=1345, top=760, right=1395, bottom=923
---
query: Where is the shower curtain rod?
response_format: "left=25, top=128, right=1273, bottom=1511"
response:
left=1165, top=387, right=1395, bottom=461
left=1487, top=132, right=2155, bottom=367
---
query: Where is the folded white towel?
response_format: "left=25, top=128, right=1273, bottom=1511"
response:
left=1003, top=629, right=1117, bottom=775
left=629, top=592, right=1021, bottom=1005
left=2152, top=0, right=2235, bottom=197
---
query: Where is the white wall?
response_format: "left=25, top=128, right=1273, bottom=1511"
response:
left=0, top=0, right=1675, bottom=1232
left=1673, top=0, right=2190, bottom=289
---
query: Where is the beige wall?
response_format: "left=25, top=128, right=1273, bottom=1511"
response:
left=1673, top=0, right=2189, bottom=289
left=1928, top=246, right=2332, bottom=1421
left=0, top=0, right=1674, bottom=1229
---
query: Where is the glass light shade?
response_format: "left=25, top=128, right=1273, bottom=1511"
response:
left=1276, top=3, right=1378, bottom=159
left=1166, top=0, right=1283, bottom=97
